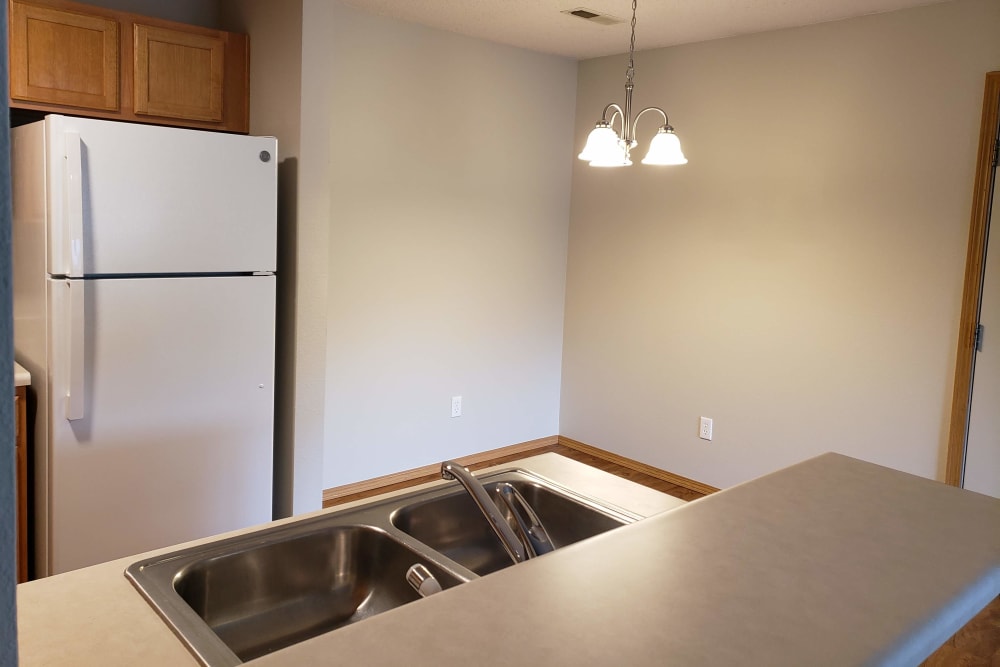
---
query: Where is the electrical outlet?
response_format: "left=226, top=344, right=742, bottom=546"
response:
left=451, top=396, right=462, bottom=418
left=699, top=416, right=713, bottom=441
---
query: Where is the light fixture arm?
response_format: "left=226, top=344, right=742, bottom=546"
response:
left=603, top=92, right=671, bottom=148
left=600, top=103, right=626, bottom=135
left=631, top=105, right=671, bottom=137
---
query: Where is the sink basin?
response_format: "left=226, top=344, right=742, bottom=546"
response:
left=391, top=473, right=636, bottom=575
left=127, top=522, right=465, bottom=666
left=127, top=467, right=638, bottom=666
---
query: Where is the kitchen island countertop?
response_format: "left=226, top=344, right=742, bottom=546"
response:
left=15, top=453, right=682, bottom=666
left=17, top=452, right=1000, bottom=666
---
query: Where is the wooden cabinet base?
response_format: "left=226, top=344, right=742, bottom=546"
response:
left=8, top=0, right=249, bottom=133
left=15, top=386, right=28, bottom=584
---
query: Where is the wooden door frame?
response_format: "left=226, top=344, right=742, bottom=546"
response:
left=945, top=71, right=1000, bottom=486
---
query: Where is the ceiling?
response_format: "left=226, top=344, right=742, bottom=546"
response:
left=338, top=0, right=948, bottom=59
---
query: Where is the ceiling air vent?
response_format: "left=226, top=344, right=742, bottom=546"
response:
left=561, top=8, right=624, bottom=26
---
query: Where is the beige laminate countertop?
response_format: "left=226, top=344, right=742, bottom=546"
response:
left=16, top=453, right=683, bottom=666
left=14, top=362, right=30, bottom=387
left=17, top=452, right=1000, bottom=666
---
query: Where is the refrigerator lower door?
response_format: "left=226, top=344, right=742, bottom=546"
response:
left=46, top=275, right=276, bottom=574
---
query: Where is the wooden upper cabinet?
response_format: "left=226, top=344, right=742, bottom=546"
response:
left=8, top=0, right=250, bottom=133
left=134, top=24, right=224, bottom=122
left=10, top=1, right=120, bottom=111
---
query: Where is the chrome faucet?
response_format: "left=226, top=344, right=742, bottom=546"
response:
left=441, top=461, right=527, bottom=563
left=440, top=461, right=554, bottom=565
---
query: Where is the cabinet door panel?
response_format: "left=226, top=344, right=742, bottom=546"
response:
left=133, top=23, right=224, bottom=122
left=10, top=0, right=119, bottom=110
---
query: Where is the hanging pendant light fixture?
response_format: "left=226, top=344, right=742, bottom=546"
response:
left=578, top=0, right=687, bottom=167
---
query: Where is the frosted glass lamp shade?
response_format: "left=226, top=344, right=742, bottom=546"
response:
left=641, top=127, right=688, bottom=165
left=579, top=124, right=623, bottom=162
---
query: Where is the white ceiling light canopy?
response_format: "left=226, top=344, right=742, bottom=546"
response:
left=577, top=0, right=687, bottom=168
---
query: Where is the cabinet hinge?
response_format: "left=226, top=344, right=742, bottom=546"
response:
left=975, top=323, right=984, bottom=352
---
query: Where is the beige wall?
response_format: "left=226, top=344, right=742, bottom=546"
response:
left=561, top=0, right=1000, bottom=488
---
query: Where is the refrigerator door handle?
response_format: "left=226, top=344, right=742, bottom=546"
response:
left=64, top=131, right=85, bottom=278
left=65, top=280, right=86, bottom=421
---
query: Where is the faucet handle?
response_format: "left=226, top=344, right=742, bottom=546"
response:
left=406, top=563, right=443, bottom=598
left=496, top=482, right=555, bottom=557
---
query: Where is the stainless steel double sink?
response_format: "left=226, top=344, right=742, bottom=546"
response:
left=126, top=468, right=638, bottom=666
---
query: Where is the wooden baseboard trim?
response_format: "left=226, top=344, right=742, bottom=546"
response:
left=322, top=436, right=559, bottom=506
left=557, top=436, right=720, bottom=495
left=321, top=434, right=719, bottom=507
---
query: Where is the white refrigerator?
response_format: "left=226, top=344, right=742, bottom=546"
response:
left=12, top=115, right=277, bottom=576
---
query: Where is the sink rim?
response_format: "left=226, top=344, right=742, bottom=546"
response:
left=386, top=468, right=641, bottom=529
left=125, top=467, right=641, bottom=667
left=387, top=470, right=640, bottom=575
left=126, top=518, right=472, bottom=667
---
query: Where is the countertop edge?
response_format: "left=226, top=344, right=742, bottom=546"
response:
left=249, top=452, right=1000, bottom=667
left=14, top=361, right=30, bottom=387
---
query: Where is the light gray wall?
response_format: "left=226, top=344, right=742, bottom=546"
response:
left=312, top=2, right=576, bottom=487
left=219, top=0, right=314, bottom=517
left=277, top=0, right=334, bottom=509
left=81, top=0, right=220, bottom=28
left=561, top=0, right=1000, bottom=489
left=218, top=0, right=339, bottom=515
left=222, top=0, right=576, bottom=499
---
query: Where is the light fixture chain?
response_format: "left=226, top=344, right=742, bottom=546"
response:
left=626, top=0, right=637, bottom=86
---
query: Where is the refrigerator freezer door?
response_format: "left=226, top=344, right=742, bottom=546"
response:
left=46, top=275, right=276, bottom=574
left=45, top=115, right=277, bottom=276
